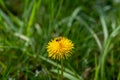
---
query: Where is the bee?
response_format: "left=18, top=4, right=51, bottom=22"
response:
left=56, top=37, right=62, bottom=42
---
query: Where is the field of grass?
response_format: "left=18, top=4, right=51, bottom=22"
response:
left=0, top=0, right=120, bottom=80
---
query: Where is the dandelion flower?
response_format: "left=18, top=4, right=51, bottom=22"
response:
left=46, top=37, right=74, bottom=60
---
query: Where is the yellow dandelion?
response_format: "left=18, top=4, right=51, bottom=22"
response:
left=46, top=37, right=74, bottom=60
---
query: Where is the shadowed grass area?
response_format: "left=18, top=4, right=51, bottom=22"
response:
left=0, top=0, right=120, bottom=80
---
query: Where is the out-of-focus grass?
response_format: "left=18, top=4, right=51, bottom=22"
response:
left=0, top=0, right=120, bottom=80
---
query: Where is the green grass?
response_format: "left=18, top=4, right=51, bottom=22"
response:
left=0, top=0, right=120, bottom=80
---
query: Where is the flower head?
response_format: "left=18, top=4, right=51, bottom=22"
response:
left=46, top=37, right=74, bottom=60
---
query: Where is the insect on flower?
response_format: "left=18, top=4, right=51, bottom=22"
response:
left=55, top=37, right=62, bottom=42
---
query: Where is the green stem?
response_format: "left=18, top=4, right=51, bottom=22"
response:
left=61, top=60, right=63, bottom=80
left=101, top=38, right=111, bottom=79
left=57, top=61, right=60, bottom=80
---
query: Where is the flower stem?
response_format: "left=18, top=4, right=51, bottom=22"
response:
left=57, top=61, right=60, bottom=80
left=61, top=60, right=63, bottom=80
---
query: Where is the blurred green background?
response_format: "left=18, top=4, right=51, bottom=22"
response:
left=0, top=0, right=120, bottom=80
